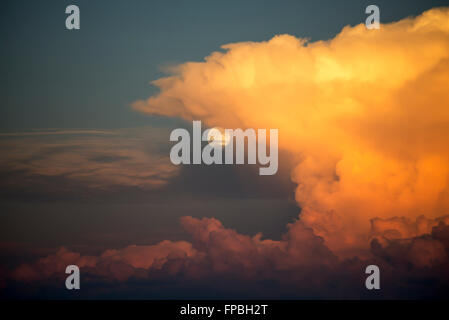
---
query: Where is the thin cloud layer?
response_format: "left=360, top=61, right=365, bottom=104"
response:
left=0, top=128, right=179, bottom=192
left=133, top=8, right=449, bottom=255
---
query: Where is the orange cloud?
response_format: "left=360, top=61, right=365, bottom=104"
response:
left=133, top=8, right=449, bottom=256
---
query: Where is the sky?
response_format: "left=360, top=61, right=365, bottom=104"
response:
left=1, top=0, right=449, bottom=299
left=1, top=0, right=448, bottom=130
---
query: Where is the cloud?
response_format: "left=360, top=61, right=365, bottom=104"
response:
left=0, top=128, right=179, bottom=193
left=370, top=215, right=449, bottom=243
left=11, top=240, right=196, bottom=283
left=180, top=216, right=336, bottom=275
left=7, top=216, right=449, bottom=298
left=133, top=8, right=449, bottom=255
left=371, top=222, right=449, bottom=269
left=9, top=216, right=338, bottom=285
left=0, top=129, right=115, bottom=137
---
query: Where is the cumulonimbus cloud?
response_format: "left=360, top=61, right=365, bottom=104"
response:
left=133, top=8, right=449, bottom=255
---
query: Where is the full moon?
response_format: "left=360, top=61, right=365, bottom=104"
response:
left=206, top=127, right=231, bottom=147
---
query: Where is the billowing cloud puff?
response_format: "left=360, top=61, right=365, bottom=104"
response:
left=372, top=222, right=449, bottom=269
left=133, top=8, right=449, bottom=255
left=180, top=216, right=336, bottom=275
left=370, top=215, right=449, bottom=242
